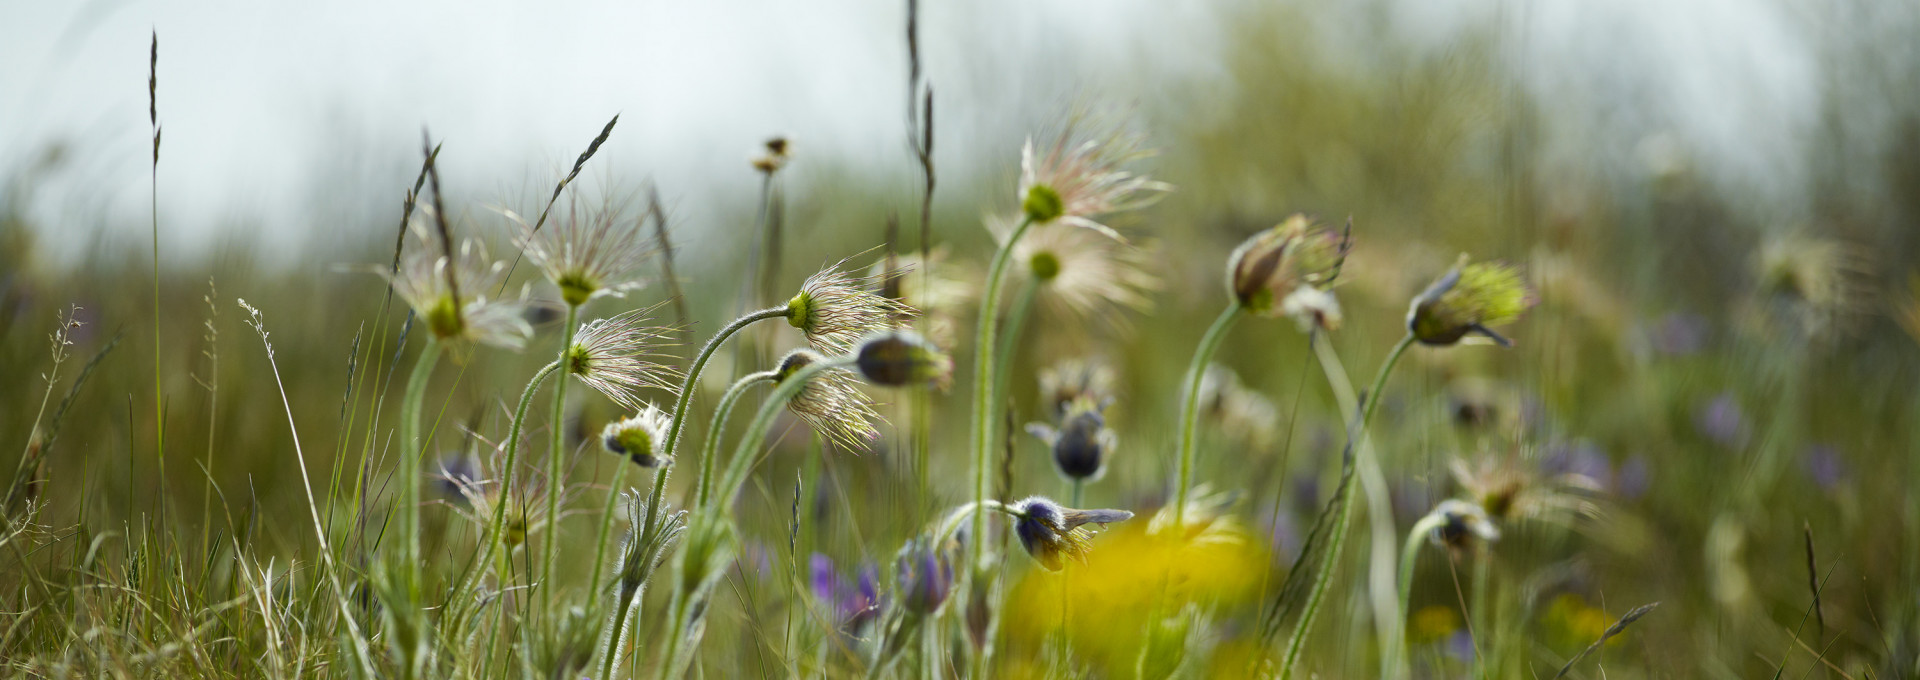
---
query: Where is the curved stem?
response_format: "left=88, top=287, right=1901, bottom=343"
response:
left=1280, top=333, right=1415, bottom=678
left=401, top=338, right=443, bottom=583
left=969, top=217, right=1035, bottom=571
left=695, top=371, right=778, bottom=508
left=1172, top=303, right=1243, bottom=527
left=541, top=304, right=580, bottom=615
left=641, top=307, right=789, bottom=546
left=1397, top=512, right=1448, bottom=632
left=990, top=278, right=1040, bottom=437
left=462, top=361, right=558, bottom=597
left=710, top=359, right=851, bottom=513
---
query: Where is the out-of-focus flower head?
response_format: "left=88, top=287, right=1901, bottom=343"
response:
left=809, top=553, right=880, bottom=633
left=752, top=136, right=791, bottom=175
left=1426, top=498, right=1500, bottom=550
left=788, top=260, right=917, bottom=354
left=1038, top=358, right=1116, bottom=420
left=384, top=215, right=531, bottom=350
left=1026, top=397, right=1117, bottom=482
left=1748, top=232, right=1871, bottom=341
left=1408, top=254, right=1535, bottom=347
left=1450, top=447, right=1602, bottom=529
left=1011, top=496, right=1133, bottom=571
left=1196, top=365, right=1280, bottom=452
left=853, top=330, right=952, bottom=389
left=507, top=197, right=654, bottom=308
left=775, top=349, right=882, bottom=452
left=872, top=246, right=978, bottom=350
left=600, top=404, right=674, bottom=468
left=995, top=213, right=1162, bottom=331
left=1694, top=392, right=1750, bottom=450
left=565, top=306, right=680, bottom=411
left=893, top=536, right=956, bottom=616
left=1017, top=113, right=1170, bottom=239
left=1226, top=214, right=1351, bottom=330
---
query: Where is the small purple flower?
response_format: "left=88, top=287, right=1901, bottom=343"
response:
left=1648, top=313, right=1710, bottom=356
left=1801, top=444, right=1848, bottom=492
left=808, top=553, right=881, bottom=632
left=895, top=539, right=954, bottom=615
left=1694, top=393, right=1750, bottom=449
left=1444, top=630, right=1475, bottom=662
left=1544, top=439, right=1610, bottom=489
left=1615, top=455, right=1651, bottom=499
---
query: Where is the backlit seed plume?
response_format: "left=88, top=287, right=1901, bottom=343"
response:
left=1018, top=116, right=1170, bottom=240
left=566, top=306, right=681, bottom=411
left=1408, top=255, right=1535, bottom=347
left=384, top=216, right=531, bottom=350
left=996, top=213, right=1162, bottom=330
left=509, top=198, right=654, bottom=307
left=1748, top=233, right=1871, bottom=341
left=1038, top=358, right=1116, bottom=420
left=854, top=330, right=952, bottom=389
left=788, top=261, right=917, bottom=353
left=775, top=349, right=883, bottom=452
left=1450, top=450, right=1602, bottom=529
left=1025, top=398, right=1116, bottom=482
left=1425, top=499, right=1500, bottom=550
left=601, top=404, right=674, bottom=468
left=1226, top=214, right=1351, bottom=326
left=1010, top=496, right=1133, bottom=571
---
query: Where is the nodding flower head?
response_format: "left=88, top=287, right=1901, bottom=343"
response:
left=600, top=404, right=674, bottom=468
left=998, top=214, right=1162, bottom=330
left=1018, top=116, right=1170, bottom=240
left=1427, top=499, right=1500, bottom=550
left=787, top=261, right=917, bottom=353
left=1225, top=214, right=1350, bottom=323
left=384, top=217, right=531, bottom=350
left=1408, top=255, right=1535, bottom=347
left=509, top=199, right=654, bottom=308
left=1026, top=398, right=1116, bottom=482
left=775, top=349, right=883, bottom=452
left=854, top=330, right=952, bottom=389
left=1010, top=496, right=1133, bottom=571
left=565, top=306, right=681, bottom=411
left=894, top=537, right=956, bottom=616
left=810, top=554, right=881, bottom=633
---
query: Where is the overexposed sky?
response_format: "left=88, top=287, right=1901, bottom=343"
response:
left=1, top=0, right=1896, bottom=264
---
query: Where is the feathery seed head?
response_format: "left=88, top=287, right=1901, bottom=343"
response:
left=752, top=136, right=791, bottom=175
left=1751, top=233, right=1870, bottom=340
left=509, top=198, right=653, bottom=308
left=566, top=307, right=681, bottom=410
left=1039, top=358, right=1116, bottom=420
left=788, top=262, right=917, bottom=353
left=854, top=330, right=951, bottom=389
left=1226, top=214, right=1350, bottom=321
left=1408, top=255, right=1535, bottom=347
left=1017, top=115, right=1169, bottom=240
left=600, top=404, right=674, bottom=468
left=1010, top=496, right=1133, bottom=571
left=385, top=218, right=531, bottom=350
left=999, top=214, right=1162, bottom=330
left=775, top=349, right=884, bottom=452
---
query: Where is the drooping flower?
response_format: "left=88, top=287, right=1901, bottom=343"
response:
left=1026, top=397, right=1116, bottom=482
left=1450, top=449, right=1602, bottom=528
left=565, top=306, right=680, bottom=411
left=1225, top=215, right=1351, bottom=327
left=1010, top=496, right=1133, bottom=571
left=894, top=537, right=956, bottom=616
left=788, top=261, right=917, bottom=353
left=508, top=197, right=654, bottom=308
left=853, top=330, right=952, bottom=389
left=995, top=213, right=1161, bottom=330
left=1017, top=117, right=1170, bottom=240
left=1425, top=499, right=1500, bottom=550
left=1038, top=358, right=1117, bottom=420
left=775, top=349, right=882, bottom=452
left=809, top=553, right=881, bottom=633
left=600, top=404, right=674, bottom=468
left=384, top=216, right=531, bottom=350
left=1408, top=255, right=1535, bottom=347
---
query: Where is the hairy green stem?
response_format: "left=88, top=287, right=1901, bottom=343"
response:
left=695, top=371, right=778, bottom=508
left=401, top=338, right=443, bottom=583
left=587, top=453, right=632, bottom=611
left=1397, top=512, right=1448, bottom=634
left=1279, top=333, right=1414, bottom=678
left=541, top=304, right=581, bottom=616
left=990, top=277, right=1040, bottom=436
left=969, top=216, right=1035, bottom=572
left=711, top=359, right=849, bottom=513
left=1172, top=303, right=1243, bottom=526
left=460, top=360, right=558, bottom=599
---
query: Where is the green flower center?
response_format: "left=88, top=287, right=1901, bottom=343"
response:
left=426, top=295, right=465, bottom=340
left=557, top=272, right=598, bottom=307
left=1029, top=250, right=1061, bottom=281
left=1023, top=184, right=1065, bottom=223
left=785, top=291, right=814, bottom=331
left=566, top=343, right=592, bottom=376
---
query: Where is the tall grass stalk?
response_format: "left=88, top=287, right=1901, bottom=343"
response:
left=541, top=303, right=581, bottom=616
left=1172, top=304, right=1242, bottom=526
left=1278, top=333, right=1414, bottom=678
left=149, top=31, right=167, bottom=515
